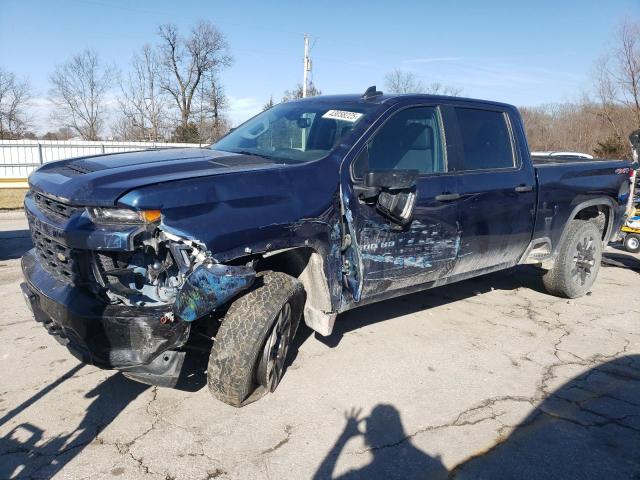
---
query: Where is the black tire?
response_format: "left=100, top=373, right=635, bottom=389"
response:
left=624, top=234, right=640, bottom=253
left=542, top=220, right=603, bottom=298
left=207, top=271, right=305, bottom=407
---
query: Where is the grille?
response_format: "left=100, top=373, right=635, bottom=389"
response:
left=30, top=224, right=86, bottom=284
left=32, top=192, right=80, bottom=221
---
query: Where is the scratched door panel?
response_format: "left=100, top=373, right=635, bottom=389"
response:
left=356, top=174, right=461, bottom=298
left=346, top=105, right=462, bottom=300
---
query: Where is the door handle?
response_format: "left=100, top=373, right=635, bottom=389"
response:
left=515, top=185, right=533, bottom=193
left=435, top=193, right=461, bottom=201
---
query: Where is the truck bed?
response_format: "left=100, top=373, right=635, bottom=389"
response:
left=532, top=158, right=632, bottom=249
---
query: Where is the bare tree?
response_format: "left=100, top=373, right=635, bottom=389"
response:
left=196, top=74, right=230, bottom=142
left=262, top=95, right=275, bottom=111
left=423, top=81, right=463, bottom=96
left=384, top=69, right=423, bottom=94
left=41, top=127, right=73, bottom=141
left=281, top=81, right=320, bottom=102
left=117, top=44, right=168, bottom=141
left=0, top=67, right=32, bottom=139
left=612, top=20, right=640, bottom=128
left=49, top=50, right=114, bottom=140
left=110, top=116, right=138, bottom=141
left=589, top=19, right=640, bottom=157
left=384, top=69, right=462, bottom=96
left=520, top=100, right=636, bottom=158
left=157, top=21, right=232, bottom=130
left=592, top=57, right=627, bottom=142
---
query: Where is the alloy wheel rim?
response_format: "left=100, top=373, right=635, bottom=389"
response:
left=571, top=234, right=596, bottom=286
left=258, top=302, right=292, bottom=391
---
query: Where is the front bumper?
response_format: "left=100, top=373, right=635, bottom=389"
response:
left=21, top=249, right=190, bottom=369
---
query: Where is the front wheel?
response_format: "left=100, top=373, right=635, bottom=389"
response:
left=624, top=233, right=640, bottom=253
left=207, top=271, right=305, bottom=407
left=542, top=220, right=603, bottom=298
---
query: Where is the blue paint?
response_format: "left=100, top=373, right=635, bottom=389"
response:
left=25, top=93, right=632, bottom=315
left=362, top=253, right=433, bottom=269
left=173, top=262, right=255, bottom=322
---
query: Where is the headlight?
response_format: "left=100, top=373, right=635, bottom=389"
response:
left=86, top=207, right=161, bottom=224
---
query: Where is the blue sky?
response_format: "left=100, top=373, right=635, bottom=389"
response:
left=0, top=0, right=638, bottom=132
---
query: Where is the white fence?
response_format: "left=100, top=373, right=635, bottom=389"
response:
left=0, top=139, right=202, bottom=179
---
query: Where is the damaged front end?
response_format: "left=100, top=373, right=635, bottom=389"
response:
left=93, top=228, right=254, bottom=319
left=21, top=194, right=255, bottom=386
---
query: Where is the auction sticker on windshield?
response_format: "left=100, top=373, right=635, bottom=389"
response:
left=322, top=110, right=363, bottom=122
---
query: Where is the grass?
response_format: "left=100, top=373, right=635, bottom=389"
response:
left=0, top=188, right=27, bottom=210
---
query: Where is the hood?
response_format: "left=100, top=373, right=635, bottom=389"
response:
left=28, top=148, right=285, bottom=206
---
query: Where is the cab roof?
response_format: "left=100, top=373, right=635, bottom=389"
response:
left=291, top=92, right=517, bottom=111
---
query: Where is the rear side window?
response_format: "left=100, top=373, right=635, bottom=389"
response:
left=455, top=108, right=515, bottom=170
left=352, top=106, right=445, bottom=178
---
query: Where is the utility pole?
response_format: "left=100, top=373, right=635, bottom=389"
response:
left=199, top=77, right=204, bottom=147
left=302, top=34, right=310, bottom=98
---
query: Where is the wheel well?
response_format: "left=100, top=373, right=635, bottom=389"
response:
left=256, top=247, right=336, bottom=335
left=573, top=204, right=610, bottom=240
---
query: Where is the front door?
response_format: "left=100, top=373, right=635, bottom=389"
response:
left=345, top=105, right=462, bottom=302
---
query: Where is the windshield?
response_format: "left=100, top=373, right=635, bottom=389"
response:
left=211, top=100, right=377, bottom=164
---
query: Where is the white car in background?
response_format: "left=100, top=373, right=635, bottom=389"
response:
left=531, top=151, right=594, bottom=160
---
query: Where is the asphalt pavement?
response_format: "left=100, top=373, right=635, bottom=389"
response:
left=1, top=210, right=639, bottom=479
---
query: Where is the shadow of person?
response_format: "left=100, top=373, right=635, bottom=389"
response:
left=0, top=372, right=149, bottom=479
left=314, top=404, right=447, bottom=480
left=0, top=423, right=44, bottom=479
left=316, top=356, right=640, bottom=480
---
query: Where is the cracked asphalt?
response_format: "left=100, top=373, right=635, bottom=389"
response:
left=1, top=210, right=639, bottom=479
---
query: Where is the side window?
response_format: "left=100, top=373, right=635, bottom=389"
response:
left=455, top=108, right=515, bottom=170
left=353, top=107, right=445, bottom=178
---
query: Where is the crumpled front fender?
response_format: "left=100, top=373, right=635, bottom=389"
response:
left=173, top=261, right=255, bottom=322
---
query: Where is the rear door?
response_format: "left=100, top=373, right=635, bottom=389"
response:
left=445, top=105, right=536, bottom=274
left=347, top=105, right=462, bottom=301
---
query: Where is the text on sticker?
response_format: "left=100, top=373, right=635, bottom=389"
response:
left=322, top=110, right=363, bottom=123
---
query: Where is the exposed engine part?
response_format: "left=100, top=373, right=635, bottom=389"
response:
left=93, top=227, right=256, bottom=323
left=95, top=229, right=208, bottom=307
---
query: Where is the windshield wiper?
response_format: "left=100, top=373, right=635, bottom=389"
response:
left=228, top=149, right=274, bottom=161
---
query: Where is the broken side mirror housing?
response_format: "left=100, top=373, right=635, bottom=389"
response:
left=376, top=189, right=417, bottom=227
left=364, top=169, right=419, bottom=227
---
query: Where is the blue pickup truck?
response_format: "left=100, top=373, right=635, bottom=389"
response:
left=21, top=88, right=634, bottom=406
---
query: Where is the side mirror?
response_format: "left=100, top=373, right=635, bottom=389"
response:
left=363, top=169, right=419, bottom=226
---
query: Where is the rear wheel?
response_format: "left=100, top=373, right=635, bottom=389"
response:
left=207, top=271, right=305, bottom=407
left=543, top=220, right=602, bottom=298
left=624, top=233, right=640, bottom=253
